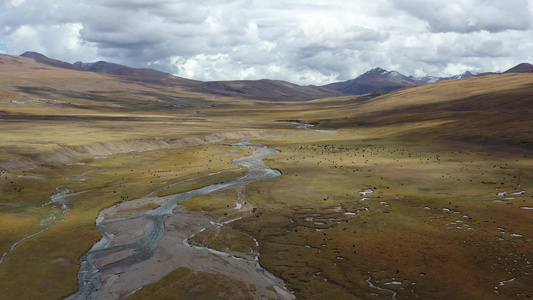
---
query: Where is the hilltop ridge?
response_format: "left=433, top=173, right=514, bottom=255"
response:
left=14, top=51, right=533, bottom=98
left=504, top=62, right=533, bottom=73
left=16, top=52, right=339, bottom=101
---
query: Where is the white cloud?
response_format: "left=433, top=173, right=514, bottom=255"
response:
left=1, top=0, right=533, bottom=85
left=7, top=0, right=25, bottom=7
left=393, top=0, right=532, bottom=33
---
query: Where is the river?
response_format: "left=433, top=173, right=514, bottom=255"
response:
left=66, top=137, right=294, bottom=300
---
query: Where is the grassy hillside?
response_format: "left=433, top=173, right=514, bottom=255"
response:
left=310, top=73, right=533, bottom=149
left=0, top=53, right=532, bottom=299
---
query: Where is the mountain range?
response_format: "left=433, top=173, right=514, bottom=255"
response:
left=19, top=51, right=533, bottom=99
left=323, top=68, right=478, bottom=95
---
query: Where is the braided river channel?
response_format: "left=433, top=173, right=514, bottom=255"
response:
left=66, top=137, right=296, bottom=299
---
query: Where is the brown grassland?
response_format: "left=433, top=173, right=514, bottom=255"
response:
left=0, top=54, right=532, bottom=299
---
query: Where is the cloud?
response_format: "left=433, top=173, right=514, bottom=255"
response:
left=393, top=0, right=533, bottom=33
left=1, top=0, right=533, bottom=85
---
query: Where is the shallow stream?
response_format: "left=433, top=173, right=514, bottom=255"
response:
left=66, top=138, right=286, bottom=299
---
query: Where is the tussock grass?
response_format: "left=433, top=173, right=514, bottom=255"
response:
left=181, top=189, right=239, bottom=212
left=232, top=127, right=533, bottom=299
left=183, top=189, right=258, bottom=253
left=128, top=267, right=259, bottom=300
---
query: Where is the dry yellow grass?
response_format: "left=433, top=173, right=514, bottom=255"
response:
left=1, top=53, right=532, bottom=299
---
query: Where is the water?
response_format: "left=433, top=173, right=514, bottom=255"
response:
left=0, top=187, right=71, bottom=265
left=66, top=138, right=282, bottom=300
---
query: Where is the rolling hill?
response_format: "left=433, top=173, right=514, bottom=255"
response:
left=18, top=51, right=533, bottom=99
left=1, top=51, right=533, bottom=300
left=20, top=51, right=83, bottom=71
left=312, top=72, right=533, bottom=152
left=504, top=62, right=533, bottom=73
left=18, top=52, right=340, bottom=101
left=195, top=79, right=341, bottom=101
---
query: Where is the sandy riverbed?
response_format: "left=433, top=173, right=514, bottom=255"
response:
left=82, top=145, right=295, bottom=299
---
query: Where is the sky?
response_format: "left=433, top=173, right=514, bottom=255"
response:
left=1, top=0, right=533, bottom=85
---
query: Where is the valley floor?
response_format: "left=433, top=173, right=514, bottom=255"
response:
left=3, top=122, right=532, bottom=299
left=1, top=57, right=532, bottom=299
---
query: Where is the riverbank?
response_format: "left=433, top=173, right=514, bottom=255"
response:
left=67, top=139, right=294, bottom=299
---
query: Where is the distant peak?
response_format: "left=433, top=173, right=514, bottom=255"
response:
left=368, top=67, right=388, bottom=74
left=514, top=62, right=533, bottom=68
left=505, top=63, right=533, bottom=73
left=362, top=68, right=406, bottom=80
left=20, top=51, right=48, bottom=59
left=19, top=51, right=83, bottom=71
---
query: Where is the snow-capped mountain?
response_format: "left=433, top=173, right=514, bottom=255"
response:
left=415, top=71, right=478, bottom=84
left=324, top=69, right=480, bottom=95
left=323, top=68, right=423, bottom=95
